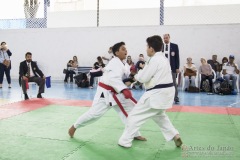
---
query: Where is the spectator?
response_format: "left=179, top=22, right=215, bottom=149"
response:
left=207, top=55, right=220, bottom=77
left=89, top=56, right=105, bottom=88
left=102, top=47, right=114, bottom=64
left=183, top=57, right=197, bottom=91
left=219, top=57, right=228, bottom=72
left=72, top=56, right=78, bottom=68
left=19, top=52, right=45, bottom=100
left=126, top=55, right=133, bottom=66
left=199, top=58, right=213, bottom=92
left=135, top=54, right=145, bottom=71
left=0, top=42, right=12, bottom=88
left=64, top=60, right=76, bottom=83
left=222, top=55, right=239, bottom=91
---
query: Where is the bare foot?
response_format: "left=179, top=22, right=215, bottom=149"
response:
left=134, top=136, right=147, bottom=141
left=68, top=125, right=76, bottom=138
left=173, top=134, right=182, bottom=147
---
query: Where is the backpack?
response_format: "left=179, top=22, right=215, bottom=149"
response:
left=213, top=78, right=232, bottom=95
left=74, top=73, right=89, bottom=88
left=202, top=80, right=210, bottom=92
left=219, top=80, right=232, bottom=95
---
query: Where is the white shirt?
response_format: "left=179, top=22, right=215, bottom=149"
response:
left=0, top=50, right=10, bottom=63
left=102, top=52, right=114, bottom=64
left=223, top=62, right=238, bottom=75
left=26, top=62, right=34, bottom=77
left=135, top=52, right=174, bottom=109
left=163, top=43, right=170, bottom=62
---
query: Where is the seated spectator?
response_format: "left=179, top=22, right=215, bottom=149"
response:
left=102, top=47, right=114, bottom=65
left=72, top=56, right=78, bottom=68
left=135, top=54, right=145, bottom=71
left=219, top=57, right=228, bottom=72
left=19, top=52, right=45, bottom=100
left=64, top=60, right=76, bottom=83
left=126, top=55, right=136, bottom=74
left=199, top=58, right=213, bottom=92
left=89, top=56, right=105, bottom=88
left=222, top=55, right=239, bottom=91
left=132, top=54, right=145, bottom=90
left=183, top=57, right=197, bottom=91
left=207, top=55, right=220, bottom=78
left=126, top=55, right=133, bottom=65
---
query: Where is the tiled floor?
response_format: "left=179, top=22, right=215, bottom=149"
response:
left=1, top=79, right=240, bottom=108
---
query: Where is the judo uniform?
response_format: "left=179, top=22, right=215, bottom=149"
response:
left=73, top=57, right=141, bottom=137
left=118, top=52, right=179, bottom=147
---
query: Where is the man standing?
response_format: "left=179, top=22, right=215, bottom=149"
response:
left=19, top=52, right=45, bottom=100
left=68, top=42, right=146, bottom=141
left=118, top=35, right=182, bottom=148
left=163, top=34, right=180, bottom=103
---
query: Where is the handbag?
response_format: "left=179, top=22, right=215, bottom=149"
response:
left=3, top=59, right=10, bottom=68
left=184, top=68, right=196, bottom=77
left=63, top=69, right=67, bottom=74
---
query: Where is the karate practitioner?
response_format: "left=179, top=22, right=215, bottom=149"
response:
left=118, top=35, right=182, bottom=148
left=68, top=42, right=146, bottom=141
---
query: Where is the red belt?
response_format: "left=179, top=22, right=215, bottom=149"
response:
left=99, top=82, right=137, bottom=117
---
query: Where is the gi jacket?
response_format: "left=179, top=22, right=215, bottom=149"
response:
left=135, top=52, right=175, bottom=109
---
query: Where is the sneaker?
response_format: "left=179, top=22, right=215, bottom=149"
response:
left=89, top=86, right=93, bottom=89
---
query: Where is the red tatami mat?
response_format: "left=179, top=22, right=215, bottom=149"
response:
left=1, top=98, right=240, bottom=120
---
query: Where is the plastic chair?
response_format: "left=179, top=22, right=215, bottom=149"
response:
left=181, top=69, right=199, bottom=91
left=199, top=69, right=217, bottom=84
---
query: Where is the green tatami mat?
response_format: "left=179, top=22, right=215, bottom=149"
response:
left=0, top=105, right=240, bottom=160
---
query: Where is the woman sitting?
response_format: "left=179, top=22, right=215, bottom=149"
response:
left=64, top=60, right=76, bottom=83
left=89, top=56, right=105, bottom=88
left=199, top=58, right=213, bottom=92
left=183, top=57, right=197, bottom=91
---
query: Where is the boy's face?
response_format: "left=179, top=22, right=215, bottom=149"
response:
left=146, top=45, right=154, bottom=57
left=115, top=45, right=127, bottom=60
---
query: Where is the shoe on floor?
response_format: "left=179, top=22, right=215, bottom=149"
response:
left=174, top=97, right=180, bottom=103
left=37, top=93, right=43, bottom=98
left=24, top=94, right=29, bottom=100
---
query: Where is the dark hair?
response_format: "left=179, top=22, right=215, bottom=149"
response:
left=222, top=57, right=228, bottom=63
left=1, top=42, right=6, bottom=45
left=97, top=56, right=103, bottom=63
left=25, top=52, right=32, bottom=57
left=146, top=35, right=163, bottom=52
left=112, top=42, right=125, bottom=56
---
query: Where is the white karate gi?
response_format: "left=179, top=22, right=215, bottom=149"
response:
left=118, top=52, right=179, bottom=147
left=73, top=57, right=141, bottom=137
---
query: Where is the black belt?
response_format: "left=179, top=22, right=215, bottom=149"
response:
left=146, top=83, right=174, bottom=91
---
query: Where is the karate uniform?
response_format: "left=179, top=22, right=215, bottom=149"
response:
left=73, top=57, right=141, bottom=137
left=118, top=52, right=179, bottom=147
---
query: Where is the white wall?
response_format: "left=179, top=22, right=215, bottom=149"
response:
left=47, top=5, right=240, bottom=28
left=0, top=24, right=240, bottom=80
